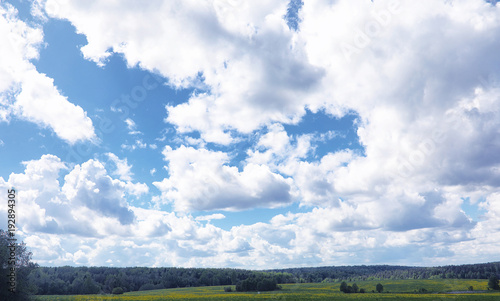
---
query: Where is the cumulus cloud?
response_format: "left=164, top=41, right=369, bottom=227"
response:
left=0, top=3, right=96, bottom=144
left=13, top=69, right=96, bottom=144
left=246, top=123, right=477, bottom=231
left=62, top=159, right=136, bottom=225
left=298, top=0, right=500, bottom=190
left=153, top=146, right=294, bottom=211
left=106, top=152, right=133, bottom=181
left=124, top=118, right=141, bottom=135
left=0, top=155, right=66, bottom=234
left=0, top=154, right=147, bottom=237
left=121, top=139, right=148, bottom=151
left=196, top=213, right=226, bottom=221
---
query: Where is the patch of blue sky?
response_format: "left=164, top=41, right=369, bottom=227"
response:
left=284, top=0, right=304, bottom=31
left=461, top=197, right=487, bottom=222
left=5, top=0, right=32, bottom=23
left=0, top=118, right=63, bottom=178
left=34, top=18, right=187, bottom=132
left=284, top=110, right=364, bottom=160
left=211, top=110, right=365, bottom=172
left=202, top=130, right=261, bottom=170
left=196, top=202, right=310, bottom=231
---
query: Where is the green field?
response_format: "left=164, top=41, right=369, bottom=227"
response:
left=32, top=279, right=500, bottom=300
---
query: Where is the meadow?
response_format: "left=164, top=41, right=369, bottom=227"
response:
left=32, top=279, right=500, bottom=300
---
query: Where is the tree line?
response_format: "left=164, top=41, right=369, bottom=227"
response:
left=26, top=262, right=500, bottom=295
left=235, top=274, right=281, bottom=292
left=269, top=262, right=500, bottom=282
left=27, top=266, right=293, bottom=295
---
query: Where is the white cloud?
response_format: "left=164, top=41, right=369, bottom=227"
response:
left=124, top=118, right=141, bottom=135
left=247, top=124, right=354, bottom=206
left=61, top=159, right=135, bottom=225
left=13, top=69, right=96, bottom=144
left=153, top=145, right=294, bottom=211
left=297, top=0, right=500, bottom=188
left=0, top=155, right=66, bottom=234
left=0, top=3, right=96, bottom=144
left=248, top=125, right=477, bottom=231
left=196, top=213, right=226, bottom=221
left=121, top=139, right=148, bottom=150
left=105, top=153, right=149, bottom=196
left=106, top=152, right=133, bottom=181
left=124, top=181, right=149, bottom=197
left=0, top=154, right=148, bottom=238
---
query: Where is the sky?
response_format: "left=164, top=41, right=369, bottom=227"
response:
left=0, top=0, right=500, bottom=269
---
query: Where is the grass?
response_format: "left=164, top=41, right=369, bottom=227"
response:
left=32, top=279, right=500, bottom=300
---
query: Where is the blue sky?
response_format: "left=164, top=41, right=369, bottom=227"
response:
left=1, top=0, right=500, bottom=269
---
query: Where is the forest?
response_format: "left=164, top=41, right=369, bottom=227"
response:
left=270, top=262, right=500, bottom=282
left=26, top=262, right=500, bottom=295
